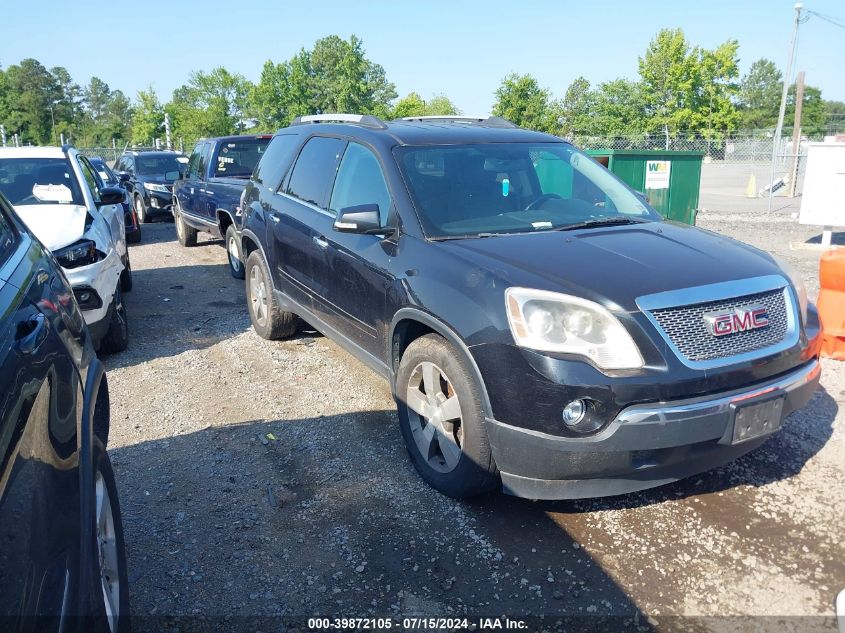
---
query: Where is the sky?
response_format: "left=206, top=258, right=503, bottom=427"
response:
left=2, top=0, right=844, bottom=115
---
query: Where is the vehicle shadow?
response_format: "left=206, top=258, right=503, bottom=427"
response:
left=805, top=231, right=845, bottom=246
left=112, top=413, right=654, bottom=631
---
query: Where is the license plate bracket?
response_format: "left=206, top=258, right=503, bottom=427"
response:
left=730, top=394, right=785, bottom=444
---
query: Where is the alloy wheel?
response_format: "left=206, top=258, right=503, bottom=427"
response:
left=249, top=265, right=268, bottom=326
left=405, top=361, right=464, bottom=473
left=95, top=471, right=120, bottom=633
left=228, top=236, right=241, bottom=273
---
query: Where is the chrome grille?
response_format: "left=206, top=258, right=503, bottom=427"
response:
left=648, top=289, right=790, bottom=362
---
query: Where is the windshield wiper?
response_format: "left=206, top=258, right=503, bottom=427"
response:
left=430, top=232, right=505, bottom=241
left=556, top=216, right=649, bottom=231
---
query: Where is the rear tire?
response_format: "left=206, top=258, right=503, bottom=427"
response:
left=395, top=334, right=498, bottom=498
left=245, top=250, right=298, bottom=340
left=99, top=287, right=129, bottom=355
left=126, top=211, right=141, bottom=244
left=226, top=225, right=245, bottom=279
left=89, top=438, right=131, bottom=633
left=174, top=203, right=197, bottom=247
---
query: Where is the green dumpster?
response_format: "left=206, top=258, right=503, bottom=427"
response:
left=586, top=149, right=704, bottom=225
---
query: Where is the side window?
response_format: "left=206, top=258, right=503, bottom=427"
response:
left=78, top=157, right=103, bottom=203
left=0, top=198, right=18, bottom=267
left=197, top=143, right=213, bottom=180
left=253, top=134, right=300, bottom=190
left=186, top=144, right=204, bottom=179
left=285, top=137, right=346, bottom=210
left=124, top=157, right=135, bottom=174
left=329, top=142, right=392, bottom=225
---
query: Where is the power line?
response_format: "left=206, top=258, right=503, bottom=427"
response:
left=806, top=10, right=845, bottom=29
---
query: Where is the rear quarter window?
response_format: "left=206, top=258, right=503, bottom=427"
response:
left=0, top=198, right=19, bottom=267
left=252, top=134, right=301, bottom=190
left=213, top=138, right=271, bottom=178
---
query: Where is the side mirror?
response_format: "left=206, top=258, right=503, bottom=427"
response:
left=164, top=170, right=181, bottom=182
left=117, top=171, right=131, bottom=183
left=98, top=186, right=125, bottom=207
left=333, top=204, right=390, bottom=235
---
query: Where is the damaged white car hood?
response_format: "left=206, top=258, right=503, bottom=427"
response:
left=14, top=204, right=110, bottom=252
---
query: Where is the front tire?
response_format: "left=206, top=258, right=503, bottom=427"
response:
left=119, top=257, right=132, bottom=292
left=99, top=287, right=129, bottom=354
left=395, top=334, right=498, bottom=498
left=174, top=202, right=197, bottom=247
left=134, top=195, right=148, bottom=224
left=226, top=225, right=245, bottom=279
left=245, top=250, right=298, bottom=340
left=90, top=438, right=130, bottom=633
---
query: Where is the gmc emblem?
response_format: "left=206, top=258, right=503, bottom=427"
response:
left=703, top=305, right=769, bottom=337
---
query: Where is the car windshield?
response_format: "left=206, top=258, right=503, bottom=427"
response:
left=136, top=154, right=185, bottom=177
left=0, top=157, right=85, bottom=206
left=396, top=143, right=659, bottom=239
left=214, top=138, right=271, bottom=178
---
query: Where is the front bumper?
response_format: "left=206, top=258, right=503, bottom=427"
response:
left=144, top=189, right=173, bottom=213
left=63, top=248, right=122, bottom=338
left=488, top=359, right=821, bottom=500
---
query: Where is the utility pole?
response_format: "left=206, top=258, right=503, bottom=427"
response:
left=164, top=112, right=172, bottom=151
left=787, top=71, right=805, bottom=197
left=768, top=3, right=803, bottom=212
left=0, top=125, right=6, bottom=147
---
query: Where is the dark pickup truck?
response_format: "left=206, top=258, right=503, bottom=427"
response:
left=172, top=134, right=272, bottom=277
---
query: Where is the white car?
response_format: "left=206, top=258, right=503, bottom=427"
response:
left=0, top=146, right=131, bottom=353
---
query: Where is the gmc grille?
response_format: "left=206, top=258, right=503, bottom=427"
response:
left=648, top=288, right=791, bottom=362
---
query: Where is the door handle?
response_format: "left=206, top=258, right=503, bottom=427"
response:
left=312, top=235, right=329, bottom=249
left=269, top=214, right=281, bottom=224
left=15, top=313, right=49, bottom=355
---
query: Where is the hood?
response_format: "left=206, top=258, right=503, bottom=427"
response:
left=14, top=204, right=89, bottom=251
left=438, top=222, right=783, bottom=311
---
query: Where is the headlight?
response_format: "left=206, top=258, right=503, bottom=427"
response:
left=773, top=256, right=808, bottom=324
left=505, top=287, right=643, bottom=370
left=144, top=182, right=169, bottom=193
left=54, top=240, right=101, bottom=269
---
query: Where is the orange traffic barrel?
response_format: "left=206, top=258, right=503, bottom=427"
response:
left=818, top=249, right=845, bottom=359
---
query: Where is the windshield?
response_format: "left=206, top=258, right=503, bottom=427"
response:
left=136, top=154, right=185, bottom=177
left=396, top=143, right=659, bottom=238
left=214, top=138, right=271, bottom=178
left=0, top=157, right=85, bottom=206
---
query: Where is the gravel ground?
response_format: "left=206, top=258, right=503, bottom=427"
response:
left=105, top=211, right=843, bottom=632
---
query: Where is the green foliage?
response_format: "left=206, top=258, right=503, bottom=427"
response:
left=3, top=58, right=62, bottom=144
left=131, top=87, right=164, bottom=145
left=167, top=67, right=251, bottom=141
left=391, top=92, right=460, bottom=118
left=492, top=73, right=556, bottom=133
left=787, top=84, right=826, bottom=137
left=248, top=35, right=397, bottom=129
left=737, top=58, right=782, bottom=129
left=589, top=79, right=648, bottom=136
left=78, top=77, right=131, bottom=145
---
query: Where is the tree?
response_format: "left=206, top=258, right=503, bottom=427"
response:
left=558, top=76, right=592, bottom=136
left=638, top=28, right=699, bottom=146
left=167, top=67, right=252, bottom=141
left=787, top=84, right=827, bottom=137
left=492, top=73, right=555, bottom=133
left=589, top=79, right=648, bottom=137
left=131, top=87, right=164, bottom=145
left=737, top=58, right=782, bottom=129
left=825, top=100, right=845, bottom=135
left=308, top=35, right=396, bottom=117
left=50, top=66, right=82, bottom=142
left=248, top=51, right=314, bottom=129
left=391, top=92, right=459, bottom=118
left=3, top=58, right=61, bottom=144
left=695, top=40, right=740, bottom=137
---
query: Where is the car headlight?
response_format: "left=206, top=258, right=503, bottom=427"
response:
left=505, top=287, right=643, bottom=370
left=54, top=239, right=101, bottom=269
left=773, top=256, right=808, bottom=324
left=144, top=182, right=169, bottom=193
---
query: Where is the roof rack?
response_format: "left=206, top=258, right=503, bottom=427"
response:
left=290, top=113, right=387, bottom=129
left=399, top=115, right=517, bottom=128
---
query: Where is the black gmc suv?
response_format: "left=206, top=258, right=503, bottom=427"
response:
left=239, top=114, right=822, bottom=500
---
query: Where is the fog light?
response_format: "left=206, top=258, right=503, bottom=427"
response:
left=562, top=399, right=587, bottom=426
left=150, top=197, right=160, bottom=208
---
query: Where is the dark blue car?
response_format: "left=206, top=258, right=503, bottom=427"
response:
left=0, top=192, right=130, bottom=631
